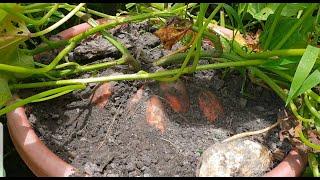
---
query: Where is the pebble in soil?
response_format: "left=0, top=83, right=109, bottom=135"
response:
left=22, top=21, right=291, bottom=177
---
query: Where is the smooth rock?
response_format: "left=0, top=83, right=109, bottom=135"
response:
left=197, top=139, right=272, bottom=177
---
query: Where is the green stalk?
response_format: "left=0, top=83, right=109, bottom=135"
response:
left=307, top=90, right=320, bottom=104
left=0, top=84, right=85, bottom=116
left=249, top=67, right=287, bottom=101
left=10, top=59, right=268, bottom=89
left=264, top=4, right=286, bottom=50
left=166, top=3, right=223, bottom=81
left=3, top=4, right=59, bottom=26
left=298, top=130, right=320, bottom=151
left=64, top=3, right=116, bottom=19
left=21, top=39, right=68, bottom=56
left=304, top=94, right=320, bottom=120
left=290, top=101, right=315, bottom=124
left=191, top=3, right=209, bottom=71
left=31, top=90, right=73, bottom=103
left=0, top=10, right=176, bottom=75
left=220, top=9, right=225, bottom=27
left=232, top=41, right=305, bottom=59
left=51, top=57, right=127, bottom=77
left=274, top=4, right=318, bottom=50
left=30, top=3, right=86, bottom=37
left=23, top=3, right=55, bottom=10
left=308, top=153, right=320, bottom=177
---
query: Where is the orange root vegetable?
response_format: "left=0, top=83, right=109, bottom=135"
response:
left=126, top=86, right=145, bottom=113
left=198, top=90, right=224, bottom=122
left=159, top=80, right=190, bottom=113
left=57, top=18, right=110, bottom=40
left=145, top=95, right=167, bottom=133
left=90, top=82, right=114, bottom=108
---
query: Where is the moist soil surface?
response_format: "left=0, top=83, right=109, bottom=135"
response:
left=15, top=21, right=291, bottom=177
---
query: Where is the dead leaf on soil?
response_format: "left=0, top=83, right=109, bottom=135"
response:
left=245, top=29, right=262, bottom=52
left=307, top=130, right=320, bottom=145
left=154, top=17, right=192, bottom=50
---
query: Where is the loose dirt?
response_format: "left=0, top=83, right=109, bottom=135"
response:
left=15, top=21, right=291, bottom=177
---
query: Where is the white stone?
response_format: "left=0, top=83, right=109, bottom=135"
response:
left=198, top=139, right=272, bottom=177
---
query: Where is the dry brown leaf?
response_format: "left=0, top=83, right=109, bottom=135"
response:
left=307, top=130, right=320, bottom=145
left=154, top=17, right=192, bottom=50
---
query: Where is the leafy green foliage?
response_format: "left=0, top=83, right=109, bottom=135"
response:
left=238, top=3, right=308, bottom=21
left=261, top=57, right=299, bottom=71
left=0, top=79, right=12, bottom=109
left=286, top=45, right=320, bottom=105
left=0, top=5, right=34, bottom=107
left=260, top=15, right=314, bottom=50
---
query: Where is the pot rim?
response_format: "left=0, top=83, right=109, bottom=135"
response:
left=6, top=105, right=307, bottom=177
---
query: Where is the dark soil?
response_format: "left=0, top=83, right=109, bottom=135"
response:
left=9, top=21, right=291, bottom=177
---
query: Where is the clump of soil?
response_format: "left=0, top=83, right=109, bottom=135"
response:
left=23, top=21, right=291, bottom=177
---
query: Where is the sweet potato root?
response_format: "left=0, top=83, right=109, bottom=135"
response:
left=146, top=95, right=167, bottom=133
left=90, top=82, right=114, bottom=108
left=126, top=86, right=145, bottom=113
left=198, top=90, right=224, bottom=122
left=159, top=80, right=190, bottom=113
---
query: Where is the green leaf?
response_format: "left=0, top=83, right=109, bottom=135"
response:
left=0, top=13, right=29, bottom=50
left=125, top=3, right=136, bottom=10
left=223, top=4, right=245, bottom=34
left=261, top=57, right=298, bottom=70
left=171, top=3, right=185, bottom=10
left=260, top=15, right=314, bottom=49
left=286, top=45, right=320, bottom=105
left=296, top=69, right=320, bottom=97
left=0, top=78, right=12, bottom=109
left=238, top=3, right=308, bottom=21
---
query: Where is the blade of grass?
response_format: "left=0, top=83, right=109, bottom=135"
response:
left=286, top=45, right=320, bottom=105
left=223, top=3, right=245, bottom=35
left=295, top=69, right=320, bottom=97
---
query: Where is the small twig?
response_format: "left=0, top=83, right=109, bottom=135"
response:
left=159, top=137, right=179, bottom=152
left=222, top=118, right=286, bottom=143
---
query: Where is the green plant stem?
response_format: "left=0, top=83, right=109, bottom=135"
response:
left=308, top=153, right=320, bottom=177
left=64, top=3, right=116, bottom=19
left=191, top=3, right=209, bottom=71
left=265, top=68, right=293, bottom=82
left=0, top=84, right=85, bottom=116
left=51, top=57, right=127, bottom=77
left=298, top=130, right=320, bottom=151
left=1, top=11, right=176, bottom=75
left=30, top=3, right=86, bottom=37
left=165, top=3, right=223, bottom=81
left=274, top=4, right=318, bottom=50
left=23, top=3, right=55, bottom=10
left=31, top=89, right=73, bottom=103
left=220, top=9, right=225, bottom=27
left=10, top=59, right=268, bottom=90
left=307, top=90, right=320, bottom=104
left=290, top=101, right=315, bottom=124
left=3, top=4, right=59, bottom=26
left=304, top=94, right=320, bottom=120
left=232, top=41, right=305, bottom=59
left=249, top=67, right=287, bottom=101
left=81, top=14, right=140, bottom=71
left=55, top=62, right=80, bottom=69
left=153, top=49, right=219, bottom=66
left=264, top=3, right=286, bottom=50
left=21, top=39, right=68, bottom=55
